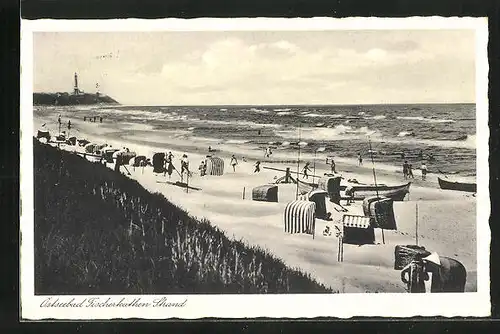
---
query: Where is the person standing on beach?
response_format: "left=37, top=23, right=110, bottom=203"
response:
left=264, top=147, right=271, bottom=158
left=180, top=154, right=191, bottom=181
left=330, top=159, right=336, bottom=174
left=167, top=151, right=174, bottom=163
left=230, top=155, right=238, bottom=172
left=254, top=161, right=261, bottom=173
left=403, top=160, right=409, bottom=180
left=181, top=154, right=189, bottom=174
left=199, top=160, right=206, bottom=176
left=302, top=162, right=312, bottom=179
left=421, top=162, right=428, bottom=181
left=408, top=164, right=415, bottom=179
left=164, top=152, right=174, bottom=178
left=358, top=153, right=363, bottom=166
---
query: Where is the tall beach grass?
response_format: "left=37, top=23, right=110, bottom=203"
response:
left=34, top=139, right=333, bottom=294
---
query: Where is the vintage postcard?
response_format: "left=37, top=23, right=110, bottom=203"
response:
left=20, top=17, right=490, bottom=319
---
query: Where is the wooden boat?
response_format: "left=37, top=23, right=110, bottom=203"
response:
left=339, top=182, right=411, bottom=201
left=438, top=177, right=476, bottom=193
left=296, top=180, right=410, bottom=201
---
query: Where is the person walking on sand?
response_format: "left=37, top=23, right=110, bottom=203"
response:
left=358, top=152, right=363, bottom=166
left=254, top=161, right=261, bottom=173
left=230, top=154, right=238, bottom=172
left=403, top=160, right=409, bottom=180
left=302, top=162, right=312, bottom=179
left=421, top=161, right=428, bottom=181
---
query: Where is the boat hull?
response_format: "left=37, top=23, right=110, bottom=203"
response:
left=438, top=177, right=476, bottom=193
left=297, top=180, right=411, bottom=201
left=344, top=182, right=411, bottom=201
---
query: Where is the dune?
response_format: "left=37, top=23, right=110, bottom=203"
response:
left=32, top=112, right=477, bottom=293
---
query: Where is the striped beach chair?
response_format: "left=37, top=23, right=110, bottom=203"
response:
left=206, top=156, right=224, bottom=176
left=284, top=200, right=316, bottom=238
left=342, top=214, right=375, bottom=245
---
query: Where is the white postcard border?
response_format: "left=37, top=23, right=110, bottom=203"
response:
left=20, top=17, right=490, bottom=319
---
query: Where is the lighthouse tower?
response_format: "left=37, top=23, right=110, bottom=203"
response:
left=73, top=72, right=80, bottom=95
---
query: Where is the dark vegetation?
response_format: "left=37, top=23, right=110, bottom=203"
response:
left=34, top=139, right=333, bottom=294
left=33, top=92, right=118, bottom=106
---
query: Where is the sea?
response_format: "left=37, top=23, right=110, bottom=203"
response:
left=36, top=103, right=477, bottom=177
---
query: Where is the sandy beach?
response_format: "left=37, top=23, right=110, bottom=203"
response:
left=33, top=111, right=478, bottom=293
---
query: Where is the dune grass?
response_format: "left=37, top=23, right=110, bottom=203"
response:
left=34, top=139, right=334, bottom=294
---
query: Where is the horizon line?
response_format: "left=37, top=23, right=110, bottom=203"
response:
left=109, top=102, right=476, bottom=107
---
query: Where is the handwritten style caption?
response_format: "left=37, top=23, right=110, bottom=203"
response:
left=40, top=297, right=187, bottom=308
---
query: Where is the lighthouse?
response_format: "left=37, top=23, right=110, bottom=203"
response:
left=73, top=72, right=80, bottom=95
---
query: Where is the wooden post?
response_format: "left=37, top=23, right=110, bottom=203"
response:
left=242, top=187, right=246, bottom=200
left=186, top=171, right=189, bottom=193
left=296, top=125, right=301, bottom=200
left=313, top=150, right=317, bottom=179
left=415, top=202, right=419, bottom=246
left=336, top=226, right=344, bottom=262
left=338, top=237, right=342, bottom=262
left=285, top=168, right=290, bottom=183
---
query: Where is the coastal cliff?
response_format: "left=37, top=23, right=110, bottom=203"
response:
left=33, top=92, right=119, bottom=106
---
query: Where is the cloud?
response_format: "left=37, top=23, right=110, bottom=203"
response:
left=33, top=31, right=476, bottom=105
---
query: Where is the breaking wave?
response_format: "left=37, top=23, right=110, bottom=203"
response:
left=396, top=116, right=455, bottom=123
left=276, top=111, right=295, bottom=116
left=397, top=131, right=415, bottom=137
left=276, top=125, right=381, bottom=141
left=249, top=108, right=270, bottom=114
left=302, top=113, right=344, bottom=118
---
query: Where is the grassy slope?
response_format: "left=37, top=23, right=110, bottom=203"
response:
left=34, top=139, right=333, bottom=294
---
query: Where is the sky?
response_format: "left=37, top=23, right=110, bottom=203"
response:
left=33, top=30, right=476, bottom=105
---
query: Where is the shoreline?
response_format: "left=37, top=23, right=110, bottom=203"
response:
left=33, top=104, right=477, bottom=177
left=34, top=112, right=475, bottom=199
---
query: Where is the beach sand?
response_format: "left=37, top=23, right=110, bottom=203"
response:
left=33, top=112, right=478, bottom=293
